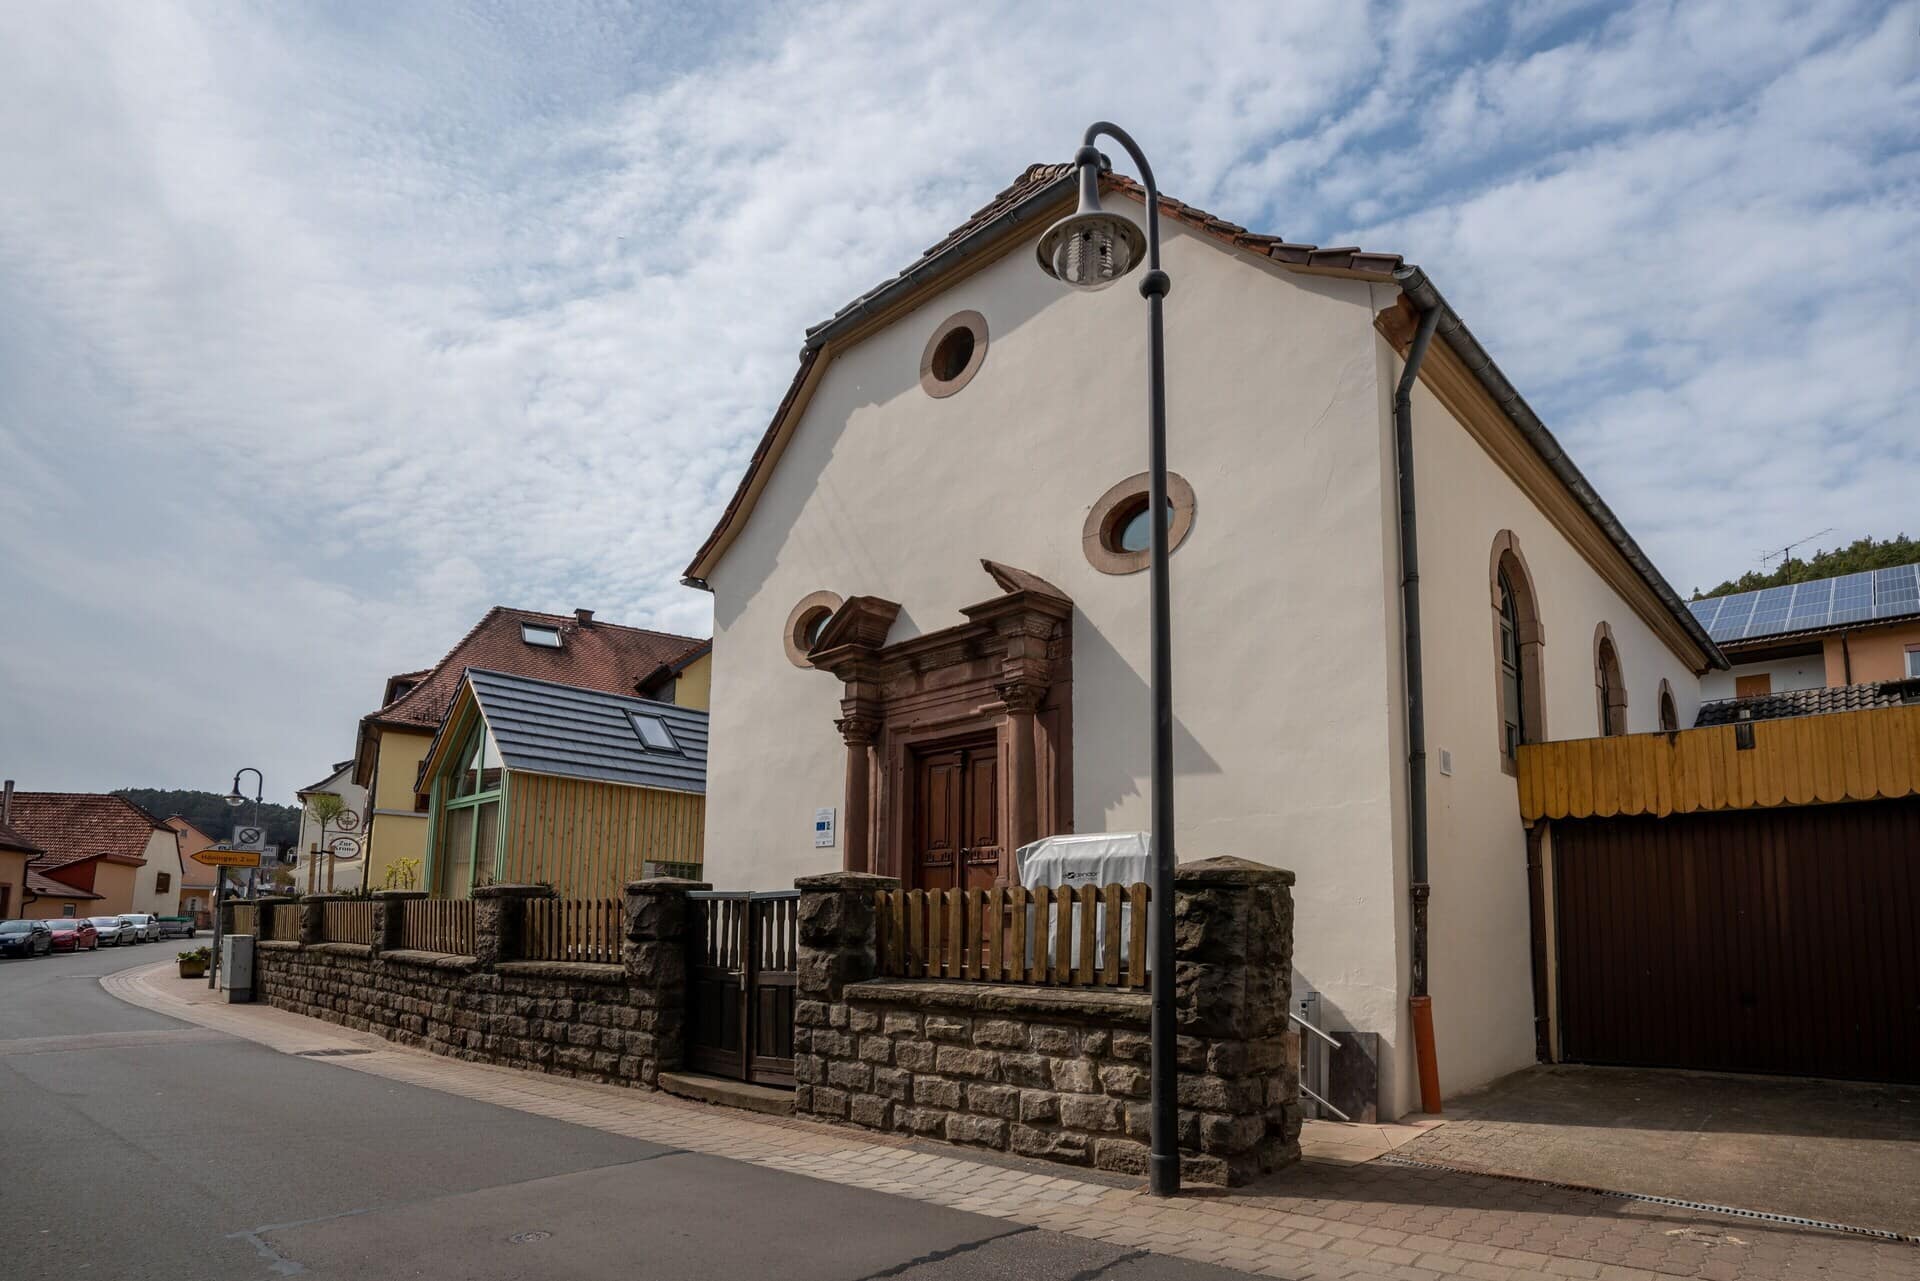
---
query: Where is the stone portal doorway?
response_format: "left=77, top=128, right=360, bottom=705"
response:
left=908, top=735, right=999, bottom=891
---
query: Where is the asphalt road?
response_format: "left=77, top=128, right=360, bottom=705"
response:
left=1, top=943, right=1257, bottom=1280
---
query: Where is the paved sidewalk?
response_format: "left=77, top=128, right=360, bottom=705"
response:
left=111, top=965, right=1919, bottom=1281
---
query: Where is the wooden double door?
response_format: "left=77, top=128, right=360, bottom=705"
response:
left=910, top=738, right=1001, bottom=890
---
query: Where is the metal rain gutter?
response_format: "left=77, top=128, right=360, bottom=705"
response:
left=1393, top=266, right=1727, bottom=670
left=801, top=171, right=1079, bottom=353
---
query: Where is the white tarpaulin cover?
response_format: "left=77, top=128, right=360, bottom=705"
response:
left=1014, top=832, right=1152, bottom=971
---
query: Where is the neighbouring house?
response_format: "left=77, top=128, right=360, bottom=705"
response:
left=412, top=669, right=707, bottom=898
left=1691, top=560, right=1920, bottom=701
left=293, top=760, right=369, bottom=895
left=352, top=608, right=708, bottom=894
left=683, top=162, right=1728, bottom=1119
left=162, top=815, right=224, bottom=926
left=0, top=780, right=46, bottom=918
left=7, top=790, right=181, bottom=918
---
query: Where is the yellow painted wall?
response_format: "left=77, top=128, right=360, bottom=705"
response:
left=1823, top=620, right=1920, bottom=685
left=25, top=860, right=140, bottom=917
left=0, top=849, right=27, bottom=917
left=23, top=891, right=97, bottom=919
left=672, top=651, right=712, bottom=710
left=501, top=773, right=704, bottom=899
left=364, top=728, right=434, bottom=891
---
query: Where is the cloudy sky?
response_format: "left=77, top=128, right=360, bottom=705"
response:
left=1, top=1, right=1913, bottom=801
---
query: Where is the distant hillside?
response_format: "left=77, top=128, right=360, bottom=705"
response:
left=1692, top=534, right=1918, bottom=600
left=113, top=788, right=301, bottom=851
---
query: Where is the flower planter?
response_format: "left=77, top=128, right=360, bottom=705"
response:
left=177, top=957, right=209, bottom=979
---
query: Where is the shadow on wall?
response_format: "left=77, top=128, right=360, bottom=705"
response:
left=1069, top=614, right=1222, bottom=826
left=706, top=267, right=1061, bottom=631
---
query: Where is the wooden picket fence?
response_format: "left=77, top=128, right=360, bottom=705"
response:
left=873, top=883, right=1149, bottom=988
left=229, top=903, right=257, bottom=936
left=270, top=904, right=304, bottom=939
left=402, top=898, right=476, bottom=956
left=323, top=900, right=375, bottom=946
left=525, top=897, right=625, bottom=965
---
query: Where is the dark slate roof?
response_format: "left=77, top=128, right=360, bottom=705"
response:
left=1693, top=679, right=1920, bottom=727
left=465, top=668, right=708, bottom=795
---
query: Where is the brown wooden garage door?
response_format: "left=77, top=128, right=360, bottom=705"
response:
left=1552, top=798, right=1920, bottom=1084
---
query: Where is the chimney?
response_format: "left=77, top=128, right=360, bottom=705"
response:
left=2, top=779, right=12, bottom=826
left=574, top=608, right=595, bottom=627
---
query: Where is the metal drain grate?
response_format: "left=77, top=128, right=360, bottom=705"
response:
left=292, top=1048, right=374, bottom=1058
left=1378, top=1155, right=1918, bottom=1246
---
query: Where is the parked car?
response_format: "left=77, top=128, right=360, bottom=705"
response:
left=119, top=913, right=162, bottom=943
left=156, top=915, right=197, bottom=939
left=0, top=919, right=54, bottom=958
left=90, top=915, right=133, bottom=946
left=45, top=918, right=100, bottom=952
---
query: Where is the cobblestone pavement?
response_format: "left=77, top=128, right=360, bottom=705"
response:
left=111, top=965, right=1919, bottom=1281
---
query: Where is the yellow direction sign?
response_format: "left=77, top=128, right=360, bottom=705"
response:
left=192, top=848, right=261, bottom=869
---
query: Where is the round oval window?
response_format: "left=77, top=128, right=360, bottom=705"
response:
left=929, top=327, right=975, bottom=383
left=919, top=311, right=987, bottom=398
left=1114, top=499, right=1173, bottom=553
left=1082, top=472, right=1196, bottom=575
left=805, top=609, right=833, bottom=647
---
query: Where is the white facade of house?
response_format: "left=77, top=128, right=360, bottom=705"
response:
left=294, top=762, right=370, bottom=894
left=696, top=187, right=1712, bottom=1118
left=1699, top=653, right=1825, bottom=701
left=128, top=827, right=184, bottom=917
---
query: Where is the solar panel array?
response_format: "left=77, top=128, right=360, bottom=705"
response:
left=1688, top=562, right=1920, bottom=643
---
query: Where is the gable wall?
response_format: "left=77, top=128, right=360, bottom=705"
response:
left=130, top=829, right=181, bottom=916
left=704, top=210, right=1414, bottom=1103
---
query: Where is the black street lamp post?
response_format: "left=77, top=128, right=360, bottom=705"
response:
left=1036, top=122, right=1180, bottom=1197
left=209, top=766, right=264, bottom=990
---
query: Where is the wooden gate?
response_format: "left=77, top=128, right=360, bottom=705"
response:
left=1552, top=797, right=1920, bottom=1084
left=686, top=891, right=799, bottom=1088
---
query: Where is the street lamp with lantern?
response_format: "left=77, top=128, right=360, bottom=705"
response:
left=209, top=766, right=265, bottom=989
left=1036, top=122, right=1180, bottom=1197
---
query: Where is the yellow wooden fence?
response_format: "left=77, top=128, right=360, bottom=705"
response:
left=873, top=884, right=1149, bottom=988
left=1518, top=704, right=1920, bottom=821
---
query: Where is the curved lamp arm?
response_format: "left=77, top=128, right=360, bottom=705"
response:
left=1082, top=120, right=1162, bottom=275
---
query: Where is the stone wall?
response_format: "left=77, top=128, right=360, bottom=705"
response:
left=238, top=880, right=704, bottom=1089
left=791, top=858, right=1302, bottom=1185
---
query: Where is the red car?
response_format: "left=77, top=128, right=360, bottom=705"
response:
left=45, top=918, right=99, bottom=952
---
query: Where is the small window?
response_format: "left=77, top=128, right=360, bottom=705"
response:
left=1906, top=645, right=1920, bottom=678
left=521, top=624, right=562, bottom=648
left=784, top=591, right=845, bottom=667
left=156, top=872, right=171, bottom=893
left=919, top=311, right=988, bottom=398
left=1083, top=472, right=1196, bottom=575
left=628, top=711, right=681, bottom=753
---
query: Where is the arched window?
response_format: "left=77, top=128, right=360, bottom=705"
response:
left=1657, top=679, right=1679, bottom=733
left=1489, top=531, right=1547, bottom=773
left=1593, top=623, right=1628, bottom=736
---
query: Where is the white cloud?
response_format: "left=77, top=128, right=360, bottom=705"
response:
left=0, top=0, right=1913, bottom=793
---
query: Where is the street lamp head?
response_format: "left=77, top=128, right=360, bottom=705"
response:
left=1036, top=145, right=1145, bottom=291
left=224, top=789, right=245, bottom=807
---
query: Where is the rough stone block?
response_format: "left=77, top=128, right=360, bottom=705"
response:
left=849, top=1008, right=880, bottom=1033
left=810, top=1085, right=849, bottom=1118
left=893, top=1040, right=936, bottom=1073
left=945, top=1114, right=1007, bottom=1148
left=1028, top=1026, right=1074, bottom=1055
left=933, top=1046, right=998, bottom=1080
left=965, top=1083, right=1019, bottom=1119
left=1093, top=1137, right=1150, bottom=1174
left=900, top=1107, right=946, bottom=1136
left=1011, top=1124, right=1090, bottom=1162
left=881, top=1011, right=921, bottom=1036
left=972, top=1019, right=1027, bottom=1048
left=1098, top=1064, right=1149, bottom=1098
left=1200, top=1111, right=1265, bottom=1154
left=1110, top=1030, right=1150, bottom=1061
left=999, top=1052, right=1050, bottom=1088
left=1059, top=1094, right=1122, bottom=1132
left=871, top=1066, right=912, bottom=1102
left=924, top=1015, right=971, bottom=1043
left=1018, top=1090, right=1059, bottom=1123
left=858, top=1035, right=893, bottom=1065
left=913, top=1077, right=962, bottom=1109
left=1049, top=1058, right=1095, bottom=1093
left=849, top=1093, right=893, bottom=1130
left=827, top=1059, right=872, bottom=1092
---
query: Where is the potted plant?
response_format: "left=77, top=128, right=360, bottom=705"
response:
left=177, top=946, right=211, bottom=979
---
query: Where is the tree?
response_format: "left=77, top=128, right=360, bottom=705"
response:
left=303, top=793, right=350, bottom=894
left=1693, top=534, right=1919, bottom=600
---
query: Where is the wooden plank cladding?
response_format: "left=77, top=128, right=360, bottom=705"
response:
left=269, top=904, right=304, bottom=939
left=501, top=772, right=704, bottom=900
left=872, top=883, right=1149, bottom=989
left=1518, top=704, right=1920, bottom=821
left=525, top=897, right=624, bottom=965
left=230, top=904, right=257, bottom=936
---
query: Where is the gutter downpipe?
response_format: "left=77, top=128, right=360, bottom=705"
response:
left=1393, top=300, right=1445, bottom=1117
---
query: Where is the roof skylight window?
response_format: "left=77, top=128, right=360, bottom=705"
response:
left=628, top=711, right=681, bottom=753
left=521, top=624, right=563, bottom=648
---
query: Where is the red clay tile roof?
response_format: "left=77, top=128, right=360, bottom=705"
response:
left=7, top=793, right=163, bottom=870
left=0, top=816, right=46, bottom=856
left=26, top=869, right=101, bottom=900
left=363, top=607, right=707, bottom=734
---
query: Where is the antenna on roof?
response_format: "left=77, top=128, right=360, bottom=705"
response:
left=1759, top=528, right=1834, bottom=573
